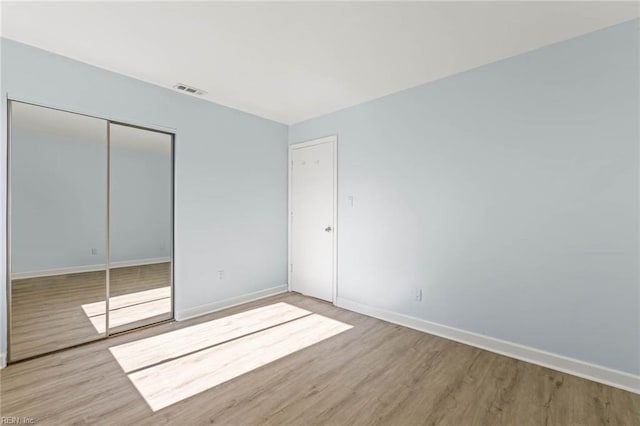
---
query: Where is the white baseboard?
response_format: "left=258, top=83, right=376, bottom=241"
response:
left=11, top=257, right=171, bottom=280
left=336, top=297, right=640, bottom=395
left=0, top=352, right=6, bottom=369
left=175, top=285, right=288, bottom=321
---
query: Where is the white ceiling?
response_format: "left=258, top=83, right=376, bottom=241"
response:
left=2, top=2, right=638, bottom=125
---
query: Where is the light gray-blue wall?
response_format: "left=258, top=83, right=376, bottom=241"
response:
left=0, top=38, right=289, bottom=355
left=289, top=20, right=640, bottom=375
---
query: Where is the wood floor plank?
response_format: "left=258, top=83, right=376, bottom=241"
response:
left=1, top=292, right=638, bottom=425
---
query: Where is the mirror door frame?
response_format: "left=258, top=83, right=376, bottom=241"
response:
left=5, top=98, right=175, bottom=362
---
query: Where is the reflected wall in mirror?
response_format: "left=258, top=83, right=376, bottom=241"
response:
left=9, top=101, right=108, bottom=360
left=108, top=123, right=173, bottom=333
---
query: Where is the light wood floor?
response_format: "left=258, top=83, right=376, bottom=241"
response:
left=9, top=262, right=171, bottom=360
left=1, top=292, right=638, bottom=425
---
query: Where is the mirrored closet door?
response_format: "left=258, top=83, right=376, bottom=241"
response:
left=108, top=123, right=173, bottom=333
left=8, top=101, right=108, bottom=361
left=7, top=101, right=174, bottom=362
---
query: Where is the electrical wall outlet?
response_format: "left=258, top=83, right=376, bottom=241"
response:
left=217, top=270, right=224, bottom=280
left=91, top=248, right=98, bottom=255
left=415, top=288, right=422, bottom=301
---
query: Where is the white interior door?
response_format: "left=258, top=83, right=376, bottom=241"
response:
left=290, top=137, right=336, bottom=302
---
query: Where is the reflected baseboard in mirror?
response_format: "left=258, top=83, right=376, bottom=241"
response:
left=9, top=263, right=172, bottom=361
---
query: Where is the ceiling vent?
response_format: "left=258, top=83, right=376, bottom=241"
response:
left=173, top=83, right=207, bottom=96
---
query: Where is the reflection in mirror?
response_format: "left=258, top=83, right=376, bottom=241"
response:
left=9, top=101, right=107, bottom=360
left=108, top=124, right=172, bottom=334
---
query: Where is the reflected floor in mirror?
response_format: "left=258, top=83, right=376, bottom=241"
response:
left=108, top=262, right=172, bottom=334
left=10, top=262, right=171, bottom=360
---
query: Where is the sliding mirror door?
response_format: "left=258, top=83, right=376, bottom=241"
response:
left=108, top=123, right=173, bottom=333
left=8, top=102, right=174, bottom=359
left=8, top=101, right=108, bottom=361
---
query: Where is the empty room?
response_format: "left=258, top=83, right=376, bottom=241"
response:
left=0, top=1, right=639, bottom=425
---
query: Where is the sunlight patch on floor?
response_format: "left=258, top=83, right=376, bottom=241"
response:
left=110, top=302, right=311, bottom=372
left=109, top=303, right=352, bottom=411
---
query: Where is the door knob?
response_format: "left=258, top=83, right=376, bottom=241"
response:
left=325, top=226, right=333, bottom=232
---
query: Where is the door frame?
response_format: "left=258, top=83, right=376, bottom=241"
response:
left=288, top=135, right=338, bottom=304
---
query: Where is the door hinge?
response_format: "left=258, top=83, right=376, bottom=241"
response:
left=290, top=264, right=293, bottom=273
